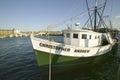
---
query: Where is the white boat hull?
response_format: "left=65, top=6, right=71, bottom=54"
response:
left=31, top=35, right=113, bottom=58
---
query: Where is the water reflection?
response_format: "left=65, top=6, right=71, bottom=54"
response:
left=41, top=44, right=119, bottom=80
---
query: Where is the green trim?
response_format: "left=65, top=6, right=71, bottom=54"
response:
left=33, top=49, right=113, bottom=74
left=34, top=50, right=79, bottom=66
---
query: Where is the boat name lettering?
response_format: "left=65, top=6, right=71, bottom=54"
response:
left=39, top=43, right=70, bottom=52
left=74, top=49, right=90, bottom=53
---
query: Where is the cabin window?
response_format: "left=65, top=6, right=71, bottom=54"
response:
left=89, top=35, right=91, bottom=39
left=82, top=34, right=87, bottom=39
left=73, top=34, right=78, bottom=38
left=64, top=34, right=65, bottom=37
left=95, top=35, right=97, bottom=39
left=98, top=35, right=100, bottom=39
left=66, top=33, right=70, bottom=38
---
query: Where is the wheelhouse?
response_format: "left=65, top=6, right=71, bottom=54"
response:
left=63, top=29, right=102, bottom=47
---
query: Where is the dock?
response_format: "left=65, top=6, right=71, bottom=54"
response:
left=0, top=29, right=62, bottom=38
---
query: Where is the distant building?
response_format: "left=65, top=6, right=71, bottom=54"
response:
left=0, top=29, right=20, bottom=37
left=13, top=29, right=20, bottom=34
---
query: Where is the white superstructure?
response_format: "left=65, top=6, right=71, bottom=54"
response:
left=63, top=29, right=102, bottom=47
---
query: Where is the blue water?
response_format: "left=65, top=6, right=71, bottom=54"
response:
left=0, top=37, right=41, bottom=80
left=0, top=35, right=120, bottom=80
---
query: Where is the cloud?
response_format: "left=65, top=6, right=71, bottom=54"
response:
left=115, top=16, right=120, bottom=19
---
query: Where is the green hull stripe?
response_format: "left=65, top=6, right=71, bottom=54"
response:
left=34, top=50, right=79, bottom=66
left=34, top=49, right=111, bottom=73
left=33, top=44, right=118, bottom=73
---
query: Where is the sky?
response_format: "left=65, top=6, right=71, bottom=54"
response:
left=0, top=0, right=120, bottom=31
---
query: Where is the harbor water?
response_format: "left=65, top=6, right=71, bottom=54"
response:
left=0, top=35, right=120, bottom=80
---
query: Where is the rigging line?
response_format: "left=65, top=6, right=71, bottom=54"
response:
left=46, top=1, right=105, bottom=30
left=48, top=33, right=52, bottom=80
left=97, top=0, right=107, bottom=29
left=99, top=17, right=112, bottom=43
left=82, top=18, right=90, bottom=28
left=96, top=0, right=98, bottom=7
left=97, top=9, right=108, bottom=30
left=96, top=10, right=102, bottom=28
left=49, top=49, right=52, bottom=80
left=49, top=46, right=52, bottom=80
left=86, top=0, right=93, bottom=30
left=97, top=11, right=110, bottom=44
left=83, top=12, right=94, bottom=29
left=101, top=19, right=110, bottom=40
left=46, top=10, right=91, bottom=30
left=56, top=11, right=87, bottom=26
left=109, top=0, right=113, bottom=19
left=86, top=2, right=105, bottom=11
left=109, top=20, right=114, bottom=36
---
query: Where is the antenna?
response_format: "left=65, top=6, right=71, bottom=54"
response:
left=96, top=0, right=98, bottom=7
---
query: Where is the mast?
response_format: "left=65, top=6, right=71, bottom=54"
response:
left=94, top=0, right=98, bottom=31
left=94, top=6, right=97, bottom=31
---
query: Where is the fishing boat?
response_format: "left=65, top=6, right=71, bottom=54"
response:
left=30, top=0, right=117, bottom=76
